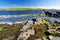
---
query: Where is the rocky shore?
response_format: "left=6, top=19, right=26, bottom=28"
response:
left=0, top=18, right=60, bottom=40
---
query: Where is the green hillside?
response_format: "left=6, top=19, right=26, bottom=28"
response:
left=0, top=8, right=43, bottom=11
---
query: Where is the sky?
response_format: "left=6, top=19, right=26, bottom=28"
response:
left=0, top=0, right=60, bottom=9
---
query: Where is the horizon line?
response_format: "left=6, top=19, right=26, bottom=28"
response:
left=0, top=7, right=60, bottom=9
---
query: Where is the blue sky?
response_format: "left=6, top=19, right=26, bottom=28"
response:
left=0, top=0, right=60, bottom=9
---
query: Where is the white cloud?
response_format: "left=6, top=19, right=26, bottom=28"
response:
left=12, top=4, right=17, bottom=6
left=39, top=6, right=60, bottom=9
left=28, top=6, right=60, bottom=9
left=11, top=4, right=21, bottom=7
left=11, top=4, right=60, bottom=9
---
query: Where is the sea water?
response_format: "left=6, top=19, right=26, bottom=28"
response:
left=0, top=10, right=60, bottom=23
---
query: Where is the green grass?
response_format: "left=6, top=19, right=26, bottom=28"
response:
left=0, top=26, right=5, bottom=31
left=0, top=8, right=43, bottom=11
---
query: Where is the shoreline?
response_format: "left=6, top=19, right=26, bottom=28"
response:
left=0, top=20, right=31, bottom=24
left=0, top=21, right=23, bottom=25
left=0, top=14, right=37, bottom=18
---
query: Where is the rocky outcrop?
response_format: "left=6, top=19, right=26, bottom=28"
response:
left=40, top=11, right=60, bottom=18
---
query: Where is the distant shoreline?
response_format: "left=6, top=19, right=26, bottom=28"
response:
left=0, top=8, right=43, bottom=11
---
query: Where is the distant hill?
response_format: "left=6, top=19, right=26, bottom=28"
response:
left=0, top=8, right=43, bottom=11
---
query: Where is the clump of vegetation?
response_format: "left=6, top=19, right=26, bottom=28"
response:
left=0, top=24, right=21, bottom=40
left=34, top=25, right=47, bottom=38
left=0, top=26, right=5, bottom=31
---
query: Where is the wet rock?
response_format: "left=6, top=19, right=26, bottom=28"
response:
left=40, top=11, right=60, bottom=18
